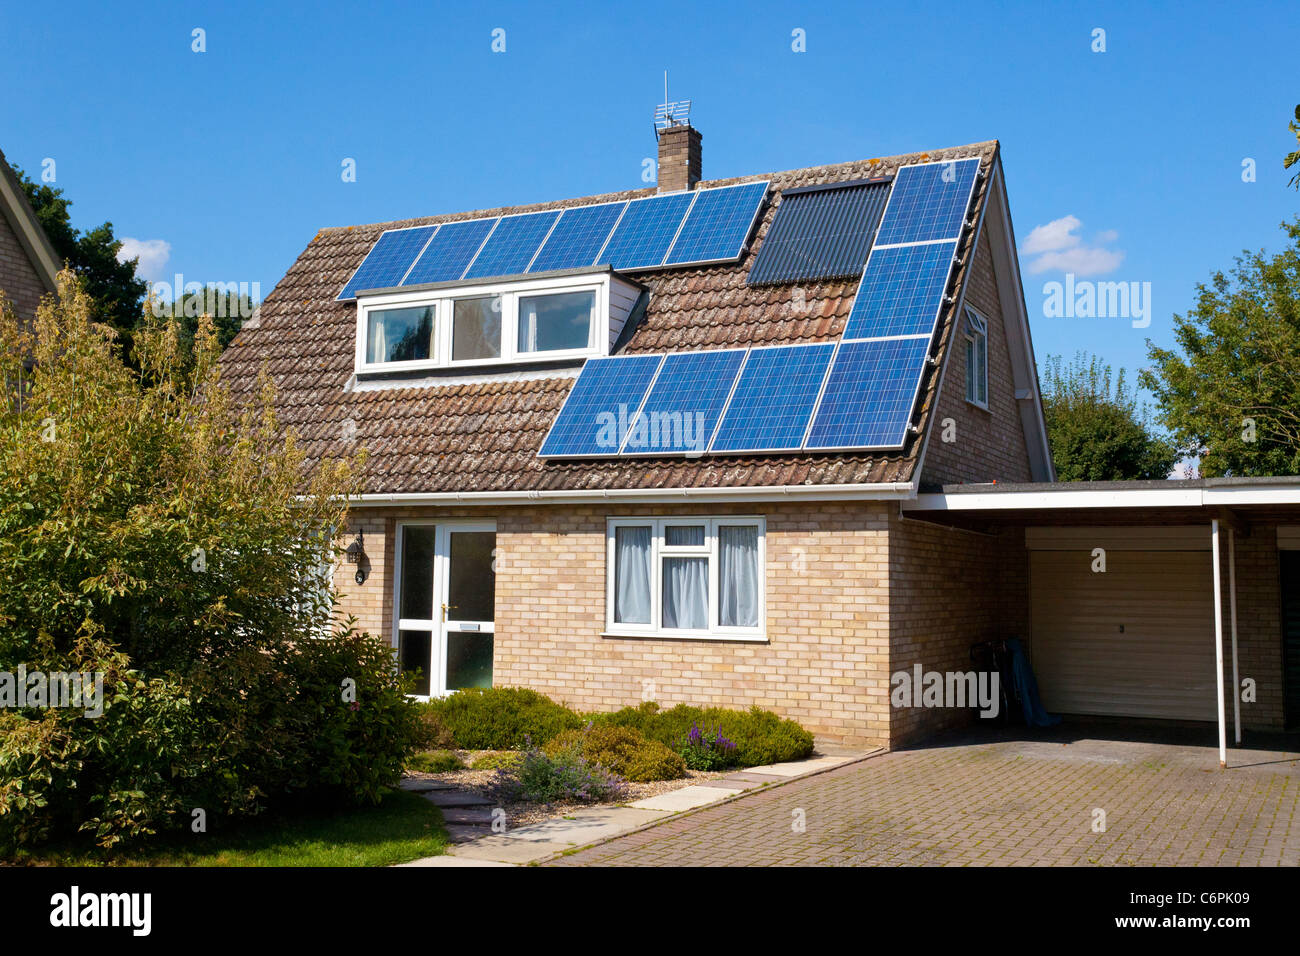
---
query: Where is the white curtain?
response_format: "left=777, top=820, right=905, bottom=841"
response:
left=369, top=318, right=387, bottom=364
left=663, top=557, right=708, bottom=629
left=718, top=525, right=759, bottom=628
left=614, top=526, right=652, bottom=624
left=520, top=303, right=538, bottom=352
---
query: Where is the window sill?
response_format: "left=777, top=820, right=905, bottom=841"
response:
left=965, top=398, right=991, bottom=413
left=601, top=630, right=769, bottom=644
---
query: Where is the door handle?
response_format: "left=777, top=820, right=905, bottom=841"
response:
left=441, top=603, right=458, bottom=622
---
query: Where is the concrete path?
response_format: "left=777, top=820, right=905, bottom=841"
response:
left=399, top=744, right=875, bottom=866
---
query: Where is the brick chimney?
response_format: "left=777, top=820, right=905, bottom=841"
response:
left=657, top=123, right=702, bottom=192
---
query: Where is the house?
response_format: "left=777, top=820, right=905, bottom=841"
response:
left=0, top=146, right=60, bottom=321
left=221, top=119, right=1300, bottom=756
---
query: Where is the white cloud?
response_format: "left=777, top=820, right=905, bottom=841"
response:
left=116, top=238, right=171, bottom=282
left=1021, top=215, right=1124, bottom=276
left=1021, top=215, right=1082, bottom=255
left=1026, top=246, right=1126, bottom=276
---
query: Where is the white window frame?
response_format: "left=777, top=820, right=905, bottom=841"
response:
left=604, top=516, right=766, bottom=641
left=356, top=273, right=608, bottom=374
left=964, top=306, right=989, bottom=409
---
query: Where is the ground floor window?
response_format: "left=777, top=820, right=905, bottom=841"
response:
left=606, top=517, right=765, bottom=639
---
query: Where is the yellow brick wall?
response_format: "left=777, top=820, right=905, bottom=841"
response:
left=0, top=205, right=50, bottom=321
left=336, top=501, right=894, bottom=747
left=330, top=504, right=1292, bottom=745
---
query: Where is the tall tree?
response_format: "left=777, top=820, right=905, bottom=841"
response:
left=1041, top=352, right=1177, bottom=481
left=12, top=167, right=147, bottom=353
left=1143, top=219, right=1300, bottom=476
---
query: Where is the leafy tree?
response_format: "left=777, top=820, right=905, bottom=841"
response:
left=12, top=167, right=147, bottom=354
left=1041, top=352, right=1177, bottom=481
left=1287, top=104, right=1300, bottom=189
left=0, top=273, right=416, bottom=853
left=1143, top=219, right=1300, bottom=476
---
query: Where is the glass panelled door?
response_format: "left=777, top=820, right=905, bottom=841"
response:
left=439, top=524, right=495, bottom=692
left=394, top=522, right=496, bottom=697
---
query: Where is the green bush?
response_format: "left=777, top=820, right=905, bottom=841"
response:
left=411, top=706, right=456, bottom=751
left=423, top=687, right=584, bottom=750
left=469, top=751, right=522, bottom=772
left=496, top=746, right=627, bottom=804
left=406, top=750, right=466, bottom=774
left=546, top=724, right=686, bottom=782
left=595, top=702, right=814, bottom=767
left=0, top=276, right=423, bottom=853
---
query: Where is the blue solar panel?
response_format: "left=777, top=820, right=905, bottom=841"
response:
left=463, top=211, right=560, bottom=279
left=402, top=217, right=498, bottom=285
left=598, top=192, right=695, bottom=271
left=664, top=181, right=768, bottom=266
left=840, top=240, right=958, bottom=340
left=528, top=202, right=628, bottom=273
left=804, top=338, right=930, bottom=450
left=622, top=349, right=747, bottom=455
left=709, top=343, right=836, bottom=453
left=538, top=354, right=664, bottom=457
left=873, top=159, right=979, bottom=246
left=337, top=226, right=437, bottom=300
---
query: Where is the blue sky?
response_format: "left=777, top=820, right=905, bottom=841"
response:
left=2, top=0, right=1297, bottom=394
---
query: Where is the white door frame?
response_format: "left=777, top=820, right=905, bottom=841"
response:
left=393, top=519, right=497, bottom=699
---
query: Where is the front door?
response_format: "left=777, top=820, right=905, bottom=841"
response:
left=394, top=521, right=496, bottom=697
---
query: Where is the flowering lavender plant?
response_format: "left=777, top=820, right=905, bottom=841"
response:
left=678, top=723, right=739, bottom=770
left=491, top=736, right=628, bottom=804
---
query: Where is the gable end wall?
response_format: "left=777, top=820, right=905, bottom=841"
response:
left=921, top=225, right=1032, bottom=486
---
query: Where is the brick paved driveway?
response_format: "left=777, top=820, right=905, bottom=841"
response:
left=546, top=725, right=1300, bottom=866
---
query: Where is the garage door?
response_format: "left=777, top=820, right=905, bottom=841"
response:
left=1029, top=548, right=1217, bottom=721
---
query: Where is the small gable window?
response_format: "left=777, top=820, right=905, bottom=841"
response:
left=964, top=306, right=988, bottom=408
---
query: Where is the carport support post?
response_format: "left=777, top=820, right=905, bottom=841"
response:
left=1229, top=530, right=1241, bottom=746
left=1211, top=519, right=1227, bottom=769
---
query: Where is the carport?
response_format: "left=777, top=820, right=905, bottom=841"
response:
left=902, top=477, right=1300, bottom=767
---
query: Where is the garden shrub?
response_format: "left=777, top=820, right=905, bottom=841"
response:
left=546, top=724, right=686, bottom=782
left=423, top=687, right=584, bottom=750
left=406, top=750, right=466, bottom=774
left=0, top=275, right=421, bottom=853
left=595, top=702, right=814, bottom=767
left=469, top=751, right=523, bottom=772
left=494, top=745, right=627, bottom=804
left=411, top=706, right=456, bottom=751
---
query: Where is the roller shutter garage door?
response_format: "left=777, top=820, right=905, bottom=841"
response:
left=1029, top=537, right=1217, bottom=721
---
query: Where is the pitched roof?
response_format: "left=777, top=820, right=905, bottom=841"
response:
left=220, top=140, right=1000, bottom=495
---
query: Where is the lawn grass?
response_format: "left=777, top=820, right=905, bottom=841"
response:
left=17, top=788, right=447, bottom=867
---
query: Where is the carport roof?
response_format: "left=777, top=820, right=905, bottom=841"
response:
left=904, top=476, right=1300, bottom=526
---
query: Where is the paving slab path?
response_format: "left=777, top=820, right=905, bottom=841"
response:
left=398, top=744, right=874, bottom=866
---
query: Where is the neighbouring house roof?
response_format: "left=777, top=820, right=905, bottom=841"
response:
left=221, top=140, right=1003, bottom=496
left=0, top=146, right=61, bottom=296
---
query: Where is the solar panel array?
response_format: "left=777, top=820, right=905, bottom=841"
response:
left=537, top=157, right=983, bottom=458
left=337, top=181, right=769, bottom=300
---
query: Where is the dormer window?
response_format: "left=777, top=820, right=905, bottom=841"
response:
left=355, top=271, right=639, bottom=375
